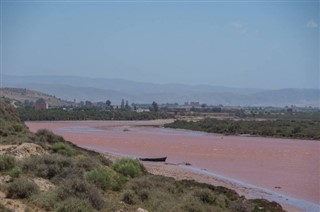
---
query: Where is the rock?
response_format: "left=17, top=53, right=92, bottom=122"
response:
left=0, top=143, right=47, bottom=160
left=137, top=208, right=148, bottom=212
left=33, top=177, right=55, bottom=192
left=0, top=175, right=13, bottom=184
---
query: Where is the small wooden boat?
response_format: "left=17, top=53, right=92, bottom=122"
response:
left=139, top=156, right=167, bottom=162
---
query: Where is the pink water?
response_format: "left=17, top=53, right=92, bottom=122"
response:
left=26, top=121, right=320, bottom=206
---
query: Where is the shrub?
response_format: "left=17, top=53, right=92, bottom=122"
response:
left=112, top=158, right=145, bottom=178
left=12, top=124, right=24, bottom=132
left=31, top=190, right=59, bottom=210
left=52, top=142, right=76, bottom=156
left=9, top=167, right=22, bottom=178
left=57, top=178, right=105, bottom=210
left=181, top=198, right=209, bottom=212
left=193, top=188, right=216, bottom=204
left=22, top=154, right=73, bottom=180
left=129, top=176, right=158, bottom=201
left=121, top=190, right=137, bottom=205
left=54, top=198, right=93, bottom=212
left=6, top=177, right=39, bottom=199
left=95, top=154, right=112, bottom=166
left=85, top=167, right=122, bottom=191
left=0, top=155, right=15, bottom=171
left=76, top=156, right=101, bottom=171
left=0, top=203, right=11, bottom=212
left=35, top=129, right=65, bottom=144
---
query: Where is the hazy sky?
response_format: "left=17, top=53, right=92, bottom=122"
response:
left=1, top=1, right=319, bottom=89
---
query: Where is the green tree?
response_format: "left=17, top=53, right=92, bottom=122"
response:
left=120, top=99, right=125, bottom=110
left=106, top=100, right=111, bottom=107
left=36, top=98, right=46, bottom=104
left=125, top=100, right=131, bottom=111
left=151, top=101, right=159, bottom=112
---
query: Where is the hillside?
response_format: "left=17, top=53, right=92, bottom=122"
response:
left=0, top=101, right=284, bottom=211
left=0, top=87, right=71, bottom=107
left=4, top=75, right=319, bottom=107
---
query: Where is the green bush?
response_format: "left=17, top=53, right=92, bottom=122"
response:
left=193, top=188, right=216, bottom=204
left=31, top=190, right=59, bottom=210
left=9, top=167, right=22, bottom=178
left=0, top=155, right=15, bottom=171
left=12, top=124, right=24, bottom=132
left=6, top=177, right=39, bottom=199
left=85, top=167, right=122, bottom=191
left=57, top=178, right=105, bottom=210
left=121, top=190, right=137, bottom=205
left=54, top=198, right=93, bottom=212
left=22, top=154, right=73, bottom=180
left=76, top=156, right=101, bottom=171
left=35, top=129, right=65, bottom=144
left=112, top=158, right=145, bottom=178
left=181, top=197, right=211, bottom=212
left=95, top=154, right=112, bottom=166
left=52, top=142, right=76, bottom=156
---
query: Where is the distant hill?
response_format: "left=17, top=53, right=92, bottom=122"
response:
left=3, top=75, right=320, bottom=107
left=0, top=87, right=71, bottom=107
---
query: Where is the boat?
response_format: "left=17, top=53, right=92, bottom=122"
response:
left=139, top=156, right=167, bottom=162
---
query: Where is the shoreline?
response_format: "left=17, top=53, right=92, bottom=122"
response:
left=97, top=148, right=319, bottom=212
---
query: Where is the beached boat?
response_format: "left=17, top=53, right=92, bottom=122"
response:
left=139, top=156, right=167, bottom=162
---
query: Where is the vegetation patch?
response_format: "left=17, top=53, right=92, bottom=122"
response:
left=121, top=189, right=138, bottom=205
left=54, top=197, right=94, bottom=212
left=165, top=118, right=320, bottom=140
left=85, top=167, right=122, bottom=191
left=52, top=142, right=76, bottom=156
left=31, top=190, right=59, bottom=210
left=0, top=155, right=15, bottom=171
left=18, top=108, right=173, bottom=121
left=6, top=177, right=39, bottom=199
left=35, top=129, right=65, bottom=144
left=22, top=154, right=73, bottom=180
left=112, top=158, right=146, bottom=179
left=8, top=167, right=22, bottom=178
left=56, top=178, right=105, bottom=210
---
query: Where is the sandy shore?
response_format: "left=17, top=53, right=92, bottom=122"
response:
left=26, top=120, right=320, bottom=211
left=102, top=151, right=313, bottom=212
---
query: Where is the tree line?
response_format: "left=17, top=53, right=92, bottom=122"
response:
left=165, top=118, right=320, bottom=140
left=18, top=108, right=173, bottom=121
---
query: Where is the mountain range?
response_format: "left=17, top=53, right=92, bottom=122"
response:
left=2, top=75, right=319, bottom=107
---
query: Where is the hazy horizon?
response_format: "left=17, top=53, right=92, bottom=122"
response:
left=3, top=73, right=320, bottom=91
left=1, top=1, right=319, bottom=89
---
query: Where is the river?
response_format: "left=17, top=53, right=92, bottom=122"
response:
left=26, top=120, right=320, bottom=211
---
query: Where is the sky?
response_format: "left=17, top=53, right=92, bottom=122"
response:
left=1, top=0, right=319, bottom=89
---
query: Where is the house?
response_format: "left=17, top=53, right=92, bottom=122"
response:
left=35, top=98, right=48, bottom=110
left=136, top=108, right=150, bottom=113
